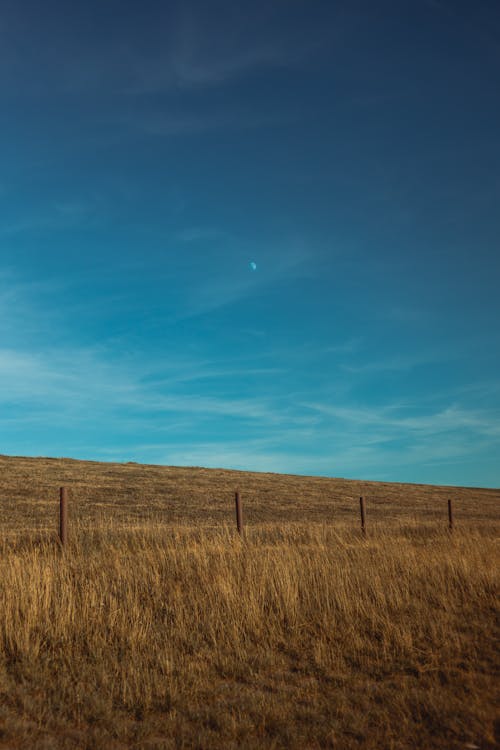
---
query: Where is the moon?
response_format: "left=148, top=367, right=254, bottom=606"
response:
left=250, top=261, right=257, bottom=271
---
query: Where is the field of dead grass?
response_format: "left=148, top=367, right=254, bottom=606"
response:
left=0, top=455, right=499, bottom=748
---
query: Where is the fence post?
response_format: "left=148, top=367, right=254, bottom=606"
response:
left=360, top=496, right=366, bottom=535
left=448, top=499, right=453, bottom=532
left=59, top=486, right=68, bottom=546
left=235, top=490, right=243, bottom=536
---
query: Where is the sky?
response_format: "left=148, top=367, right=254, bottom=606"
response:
left=1, top=0, right=499, bottom=487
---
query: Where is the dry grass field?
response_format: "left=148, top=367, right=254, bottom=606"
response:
left=0, top=454, right=499, bottom=749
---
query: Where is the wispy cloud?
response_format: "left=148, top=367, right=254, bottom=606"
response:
left=172, top=241, right=313, bottom=320
left=0, top=2, right=323, bottom=98
left=301, top=399, right=500, bottom=451
left=1, top=271, right=499, bottom=485
left=165, top=5, right=293, bottom=90
left=0, top=274, right=64, bottom=343
left=0, top=197, right=98, bottom=237
left=4, top=345, right=275, bottom=423
left=126, top=1, right=327, bottom=94
left=116, top=109, right=290, bottom=139
left=175, top=227, right=227, bottom=243
left=340, top=350, right=451, bottom=374
left=2, top=327, right=498, bottom=482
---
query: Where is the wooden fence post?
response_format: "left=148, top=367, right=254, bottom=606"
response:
left=235, top=490, right=243, bottom=536
left=448, top=499, right=453, bottom=532
left=59, top=486, right=68, bottom=546
left=360, top=496, right=366, bottom=535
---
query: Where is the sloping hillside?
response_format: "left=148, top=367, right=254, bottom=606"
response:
left=0, top=454, right=499, bottom=749
left=1, top=453, right=498, bottom=535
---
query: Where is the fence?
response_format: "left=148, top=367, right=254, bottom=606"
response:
left=52, top=487, right=458, bottom=546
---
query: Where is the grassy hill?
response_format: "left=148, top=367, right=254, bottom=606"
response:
left=0, top=454, right=498, bottom=749
left=1, top=453, right=499, bottom=536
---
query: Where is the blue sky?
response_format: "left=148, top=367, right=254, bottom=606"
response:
left=1, top=0, right=499, bottom=486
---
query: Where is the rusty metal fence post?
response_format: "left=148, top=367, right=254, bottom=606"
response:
left=448, top=499, right=453, bottom=532
left=360, top=496, right=366, bottom=535
left=235, top=490, right=243, bottom=536
left=59, top=486, right=68, bottom=546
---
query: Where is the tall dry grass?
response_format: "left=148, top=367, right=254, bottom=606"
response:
left=0, top=521, right=498, bottom=749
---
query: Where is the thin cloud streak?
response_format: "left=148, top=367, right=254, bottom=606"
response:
left=2, top=270, right=499, bottom=485
left=0, top=2, right=327, bottom=97
left=340, top=351, right=453, bottom=374
left=172, top=243, right=314, bottom=320
left=303, top=400, right=500, bottom=439
left=2, top=339, right=498, bottom=484
left=0, top=345, right=291, bottom=427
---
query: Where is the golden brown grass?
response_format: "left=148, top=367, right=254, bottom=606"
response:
left=0, top=455, right=499, bottom=748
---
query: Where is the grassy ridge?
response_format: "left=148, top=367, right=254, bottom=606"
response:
left=1, top=454, right=499, bottom=534
left=0, top=455, right=499, bottom=748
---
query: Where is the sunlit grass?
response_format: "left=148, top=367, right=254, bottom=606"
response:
left=0, top=520, right=498, bottom=749
left=0, top=455, right=498, bottom=748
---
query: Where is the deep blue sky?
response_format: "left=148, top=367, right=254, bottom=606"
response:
left=1, top=0, right=499, bottom=486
